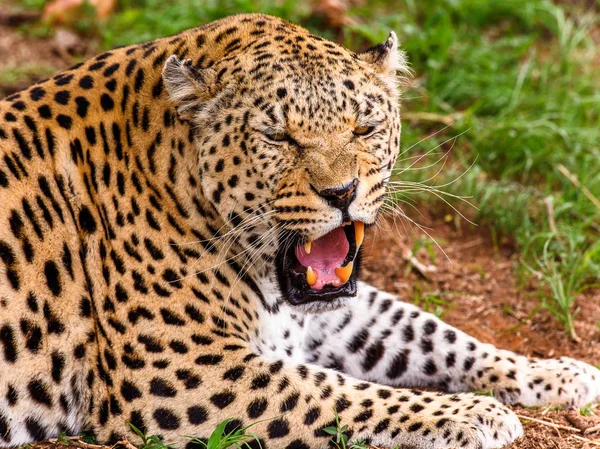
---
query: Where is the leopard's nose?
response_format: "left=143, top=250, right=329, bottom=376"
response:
left=316, top=178, right=359, bottom=211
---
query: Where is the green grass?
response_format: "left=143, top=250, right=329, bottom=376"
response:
left=128, top=422, right=174, bottom=449
left=186, top=418, right=265, bottom=449
left=579, top=403, right=595, bottom=416
left=323, top=408, right=383, bottom=449
left=409, top=283, right=457, bottom=319
left=129, top=418, right=265, bottom=449
left=11, top=0, right=600, bottom=336
left=98, top=0, right=311, bottom=48
left=0, top=64, right=58, bottom=97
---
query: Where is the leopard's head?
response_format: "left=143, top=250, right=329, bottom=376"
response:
left=163, top=19, right=408, bottom=312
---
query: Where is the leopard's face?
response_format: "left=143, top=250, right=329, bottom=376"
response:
left=163, top=31, right=407, bottom=312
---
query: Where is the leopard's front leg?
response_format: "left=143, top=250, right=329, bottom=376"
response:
left=95, top=347, right=522, bottom=449
left=306, top=282, right=600, bottom=407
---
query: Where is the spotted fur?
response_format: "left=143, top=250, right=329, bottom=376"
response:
left=0, top=13, right=598, bottom=449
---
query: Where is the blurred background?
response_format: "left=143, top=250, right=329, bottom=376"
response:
left=1, top=0, right=599, bottom=341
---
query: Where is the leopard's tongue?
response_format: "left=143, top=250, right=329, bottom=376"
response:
left=295, top=227, right=350, bottom=290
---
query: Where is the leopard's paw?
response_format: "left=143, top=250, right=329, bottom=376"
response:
left=435, top=394, right=522, bottom=449
left=518, top=357, right=600, bottom=407
left=380, top=393, right=523, bottom=449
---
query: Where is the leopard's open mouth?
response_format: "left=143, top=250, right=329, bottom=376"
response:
left=276, top=222, right=364, bottom=306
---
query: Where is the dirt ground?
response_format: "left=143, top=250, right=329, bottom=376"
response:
left=1, top=6, right=599, bottom=449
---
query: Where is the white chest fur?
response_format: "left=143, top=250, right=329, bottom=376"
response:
left=250, top=277, right=313, bottom=364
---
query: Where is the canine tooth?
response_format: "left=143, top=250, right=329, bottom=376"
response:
left=354, top=221, right=365, bottom=247
left=335, top=262, right=354, bottom=284
left=304, top=241, right=312, bottom=254
left=306, top=266, right=317, bottom=286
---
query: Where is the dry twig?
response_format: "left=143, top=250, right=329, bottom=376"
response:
left=43, top=436, right=135, bottom=449
left=402, top=111, right=464, bottom=125
left=403, top=248, right=437, bottom=278
left=572, top=434, right=600, bottom=446
left=544, top=196, right=557, bottom=234
left=557, top=164, right=600, bottom=212
left=517, top=414, right=582, bottom=433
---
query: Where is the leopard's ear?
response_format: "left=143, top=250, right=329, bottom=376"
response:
left=357, top=32, right=411, bottom=87
left=162, top=55, right=219, bottom=119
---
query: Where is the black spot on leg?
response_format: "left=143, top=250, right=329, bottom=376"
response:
left=54, top=90, right=70, bottom=105
left=223, top=419, right=244, bottom=436
left=423, top=320, right=437, bottom=335
left=304, top=407, right=320, bottom=425
left=268, top=418, right=290, bottom=438
left=100, top=94, right=114, bottom=111
left=38, top=105, right=52, bottom=119
left=446, top=352, right=456, bottom=368
left=6, top=384, right=18, bottom=405
left=25, top=417, right=48, bottom=441
left=387, top=350, right=409, bottom=379
left=403, top=325, right=414, bottom=342
left=56, top=114, right=72, bottom=129
left=247, top=398, right=268, bottom=418
left=150, top=378, right=177, bottom=397
left=250, top=373, right=270, bottom=389
left=0, top=325, right=18, bottom=363
left=280, top=392, right=300, bottom=412
left=210, top=391, right=235, bottom=409
left=285, top=441, right=309, bottom=449
left=44, top=260, right=62, bottom=296
left=0, top=241, right=20, bottom=291
left=362, top=341, right=385, bottom=372
left=20, top=319, right=42, bottom=353
left=30, top=87, right=46, bottom=101
left=463, top=357, right=475, bottom=371
left=374, top=418, right=390, bottom=434
left=187, top=406, right=208, bottom=424
left=44, top=302, right=65, bottom=334
left=121, top=380, right=142, bottom=402
left=408, top=422, right=423, bottom=432
left=153, top=408, right=180, bottom=430
left=222, top=366, right=245, bottom=382
left=444, top=329, right=457, bottom=343
left=75, top=97, right=90, bottom=118
left=134, top=68, right=145, bottom=92
left=51, top=351, right=65, bottom=382
left=0, top=412, right=11, bottom=441
left=79, top=76, right=94, bottom=89
left=347, top=328, right=369, bottom=353
left=78, top=206, right=97, bottom=233
left=27, top=379, right=53, bottom=407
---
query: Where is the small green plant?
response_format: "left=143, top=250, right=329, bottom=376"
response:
left=56, top=432, right=71, bottom=446
left=412, top=236, right=437, bottom=266
left=187, top=418, right=264, bottom=449
left=545, top=404, right=565, bottom=413
left=347, top=440, right=369, bottom=449
left=322, top=408, right=371, bottom=449
left=523, top=231, right=600, bottom=340
left=410, top=283, right=456, bottom=318
left=80, top=431, right=97, bottom=445
left=128, top=422, right=173, bottom=449
left=472, top=390, right=495, bottom=397
left=579, top=403, right=594, bottom=417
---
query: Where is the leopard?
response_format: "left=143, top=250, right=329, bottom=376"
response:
left=0, top=13, right=598, bottom=449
